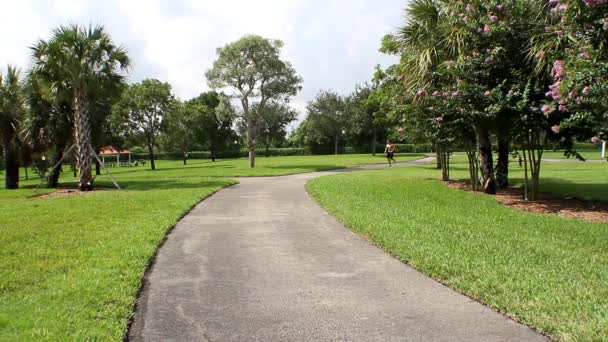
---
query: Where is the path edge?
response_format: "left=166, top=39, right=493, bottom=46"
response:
left=122, top=180, right=239, bottom=342
left=304, top=173, right=552, bottom=341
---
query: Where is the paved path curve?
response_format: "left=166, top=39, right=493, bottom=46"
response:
left=129, top=158, right=547, bottom=342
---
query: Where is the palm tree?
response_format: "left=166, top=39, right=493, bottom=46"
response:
left=30, top=24, right=129, bottom=191
left=0, top=66, right=25, bottom=189
left=22, top=73, right=73, bottom=188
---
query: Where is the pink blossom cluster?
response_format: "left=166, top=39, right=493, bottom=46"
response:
left=583, top=0, right=607, bottom=7
left=591, top=136, right=601, bottom=143
left=551, top=60, right=566, bottom=78
left=430, top=90, right=460, bottom=98
left=551, top=125, right=561, bottom=134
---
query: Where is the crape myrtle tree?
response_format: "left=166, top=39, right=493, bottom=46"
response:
left=0, top=66, right=25, bottom=189
left=389, top=0, right=549, bottom=194
left=113, top=79, right=175, bottom=171
left=532, top=0, right=608, bottom=158
left=206, top=35, right=302, bottom=168
left=31, top=24, right=130, bottom=191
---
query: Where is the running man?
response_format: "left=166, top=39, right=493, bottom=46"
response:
left=384, top=140, right=397, bottom=166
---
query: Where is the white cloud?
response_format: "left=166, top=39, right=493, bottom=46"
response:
left=0, top=0, right=405, bottom=121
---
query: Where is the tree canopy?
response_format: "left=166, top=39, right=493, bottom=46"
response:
left=206, top=35, right=302, bottom=167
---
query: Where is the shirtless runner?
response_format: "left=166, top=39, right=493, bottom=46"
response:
left=384, top=140, right=397, bottom=166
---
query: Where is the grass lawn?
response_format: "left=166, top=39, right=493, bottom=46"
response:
left=307, top=164, right=608, bottom=341
left=0, top=153, right=424, bottom=340
left=448, top=153, right=607, bottom=202
left=98, top=153, right=426, bottom=179
left=542, top=150, right=605, bottom=161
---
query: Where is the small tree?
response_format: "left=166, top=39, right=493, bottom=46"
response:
left=206, top=35, right=302, bottom=168
left=189, top=92, right=235, bottom=162
left=306, top=90, right=350, bottom=155
left=161, top=101, right=197, bottom=165
left=113, top=79, right=174, bottom=170
left=252, top=101, right=297, bottom=156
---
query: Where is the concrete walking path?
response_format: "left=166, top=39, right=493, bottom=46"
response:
left=129, top=158, right=547, bottom=341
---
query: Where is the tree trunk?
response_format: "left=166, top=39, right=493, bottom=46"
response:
left=73, top=87, right=93, bottom=191
left=435, top=145, right=442, bottom=169
left=265, top=140, right=270, bottom=157
left=47, top=144, right=65, bottom=188
left=3, top=142, right=19, bottom=189
left=95, top=159, right=101, bottom=176
left=477, top=127, right=497, bottom=194
left=211, top=147, right=216, bottom=162
left=147, top=142, right=156, bottom=170
left=372, top=127, right=377, bottom=156
left=495, top=136, right=510, bottom=189
left=183, top=150, right=187, bottom=165
left=246, top=116, right=256, bottom=168
left=334, top=136, right=339, bottom=156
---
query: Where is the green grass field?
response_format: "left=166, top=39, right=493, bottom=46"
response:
left=11, top=153, right=426, bottom=188
left=542, top=150, right=605, bottom=161
left=307, top=164, right=608, bottom=341
left=0, top=153, right=424, bottom=340
left=1, top=152, right=606, bottom=340
left=446, top=153, right=607, bottom=202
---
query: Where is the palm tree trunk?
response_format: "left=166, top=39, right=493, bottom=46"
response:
left=73, top=86, right=93, bottom=191
left=477, top=127, right=497, bottom=194
left=3, top=142, right=19, bottom=189
left=47, top=144, right=65, bottom=188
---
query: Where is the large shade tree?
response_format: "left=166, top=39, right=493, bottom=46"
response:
left=304, top=90, right=350, bottom=155
left=0, top=66, right=25, bottom=189
left=112, top=79, right=175, bottom=171
left=206, top=35, right=302, bottom=168
left=30, top=24, right=129, bottom=191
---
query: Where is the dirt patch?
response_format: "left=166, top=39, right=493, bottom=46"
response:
left=444, top=180, right=608, bottom=223
left=30, top=188, right=112, bottom=199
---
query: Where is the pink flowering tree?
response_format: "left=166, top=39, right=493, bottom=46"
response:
left=436, top=0, right=548, bottom=194
left=532, top=0, right=608, bottom=157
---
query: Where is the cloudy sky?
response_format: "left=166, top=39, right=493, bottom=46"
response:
left=0, top=0, right=406, bottom=124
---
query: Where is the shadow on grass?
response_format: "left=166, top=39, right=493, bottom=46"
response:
left=20, top=178, right=235, bottom=192
left=264, top=164, right=344, bottom=171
